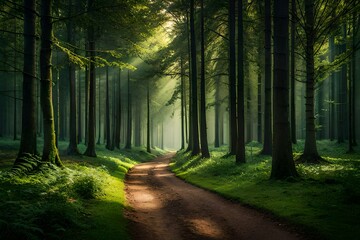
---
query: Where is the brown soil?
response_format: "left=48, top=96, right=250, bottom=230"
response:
left=125, top=153, right=305, bottom=240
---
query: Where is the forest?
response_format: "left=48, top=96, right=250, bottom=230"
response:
left=0, top=0, right=359, bottom=239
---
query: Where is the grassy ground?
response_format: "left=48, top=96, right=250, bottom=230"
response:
left=0, top=138, right=165, bottom=240
left=171, top=140, right=360, bottom=240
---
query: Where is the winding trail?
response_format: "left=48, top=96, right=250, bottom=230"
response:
left=125, top=153, right=304, bottom=240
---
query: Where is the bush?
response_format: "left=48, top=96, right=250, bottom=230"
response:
left=72, top=175, right=103, bottom=199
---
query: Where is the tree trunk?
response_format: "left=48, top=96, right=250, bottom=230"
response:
left=105, top=66, right=114, bottom=150
left=13, top=19, right=17, bottom=141
left=214, top=75, right=220, bottom=148
left=271, top=0, right=298, bottom=179
left=261, top=0, right=272, bottom=155
left=115, top=69, right=121, bottom=149
left=39, top=0, right=63, bottom=166
left=290, top=0, right=297, bottom=144
left=338, top=25, right=347, bottom=143
left=329, top=36, right=335, bottom=141
left=78, top=68, right=82, bottom=143
left=147, top=81, right=151, bottom=153
left=180, top=56, right=185, bottom=150
left=236, top=0, right=245, bottom=163
left=17, top=0, right=37, bottom=157
left=228, top=0, right=237, bottom=155
left=66, top=0, right=80, bottom=155
left=200, top=0, right=210, bottom=158
left=190, top=0, right=200, bottom=156
left=186, top=11, right=193, bottom=152
left=84, top=0, right=97, bottom=157
left=300, top=0, right=322, bottom=162
left=125, top=70, right=132, bottom=149
left=97, top=69, right=101, bottom=144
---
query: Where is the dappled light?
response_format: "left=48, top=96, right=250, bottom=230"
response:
left=1, top=0, right=360, bottom=239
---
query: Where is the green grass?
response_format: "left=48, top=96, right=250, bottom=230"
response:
left=171, top=140, right=360, bottom=240
left=0, top=137, right=165, bottom=240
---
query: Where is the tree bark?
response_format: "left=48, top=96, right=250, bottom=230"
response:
left=200, top=0, right=210, bottom=158
left=290, top=0, right=297, bottom=144
left=180, top=56, right=185, bottom=150
left=271, top=0, right=298, bottom=179
left=17, top=0, right=37, bottom=157
left=300, top=0, right=322, bottom=162
left=125, top=70, right=132, bottom=149
left=105, top=66, right=114, bottom=150
left=147, top=80, right=151, bottom=153
left=39, top=0, right=63, bottom=166
left=228, top=0, right=237, bottom=155
left=115, top=69, right=121, bottom=149
left=190, top=0, right=200, bottom=156
left=66, top=0, right=80, bottom=155
left=84, top=0, right=97, bottom=157
left=261, top=0, right=272, bottom=155
left=236, top=0, right=245, bottom=163
left=78, top=68, right=82, bottom=143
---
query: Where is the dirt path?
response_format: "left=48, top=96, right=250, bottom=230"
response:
left=125, top=153, right=304, bottom=240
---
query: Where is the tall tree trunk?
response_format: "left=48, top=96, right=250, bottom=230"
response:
left=186, top=11, right=193, bottom=152
left=228, top=0, right=237, bottom=155
left=290, top=0, right=297, bottom=144
left=84, top=0, right=96, bottom=157
left=200, top=0, right=210, bottom=158
left=271, top=0, right=298, bottom=179
left=115, top=69, right=121, bottom=149
left=190, top=0, right=200, bottom=156
left=39, top=0, right=63, bottom=166
left=214, top=75, right=220, bottom=148
left=329, top=36, right=335, bottom=141
left=338, top=25, right=347, bottom=143
left=66, top=0, right=80, bottom=155
left=17, top=0, right=37, bottom=157
left=78, top=69, right=82, bottom=143
left=125, top=70, right=132, bottom=149
left=180, top=56, right=185, bottom=150
left=261, top=0, right=272, bottom=155
left=350, top=8, right=357, bottom=147
left=97, top=69, right=101, bottom=144
left=13, top=19, right=17, bottom=141
left=147, top=81, right=151, bottom=153
left=105, top=66, right=113, bottom=150
left=300, top=0, right=321, bottom=162
left=236, top=0, right=245, bottom=163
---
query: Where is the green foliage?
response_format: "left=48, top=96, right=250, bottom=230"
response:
left=171, top=141, right=360, bottom=240
left=72, top=174, right=103, bottom=199
left=0, top=138, right=166, bottom=240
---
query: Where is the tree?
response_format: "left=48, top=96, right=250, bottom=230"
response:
left=236, top=0, right=245, bottom=163
left=290, top=0, right=297, bottom=144
left=125, top=70, right=132, bottom=149
left=189, top=0, right=200, bottom=156
left=66, top=0, right=80, bottom=155
left=200, top=0, right=210, bottom=158
left=84, top=0, right=97, bottom=157
left=261, top=0, right=272, bottom=155
left=39, top=0, right=63, bottom=166
left=228, top=0, right=237, bottom=155
left=16, top=0, right=37, bottom=157
left=271, top=0, right=298, bottom=179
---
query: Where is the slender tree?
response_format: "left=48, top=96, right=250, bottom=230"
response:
left=115, top=69, right=122, bottom=149
left=271, top=0, right=298, bottom=179
left=290, top=0, right=297, bottom=144
left=147, top=80, right=151, bottom=153
left=66, top=0, right=80, bottom=155
left=236, top=0, right=245, bottom=163
left=39, top=0, right=63, bottom=166
left=125, top=70, right=132, bottom=149
left=261, top=0, right=272, bottom=155
left=189, top=0, right=200, bottom=155
left=16, top=0, right=37, bottom=157
left=228, top=0, right=237, bottom=155
left=84, top=0, right=97, bottom=157
left=200, top=0, right=210, bottom=158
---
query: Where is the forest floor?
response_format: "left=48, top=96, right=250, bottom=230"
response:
left=125, top=153, right=305, bottom=240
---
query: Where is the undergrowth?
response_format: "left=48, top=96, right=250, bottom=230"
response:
left=171, top=140, right=360, bottom=240
left=0, top=138, right=165, bottom=240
